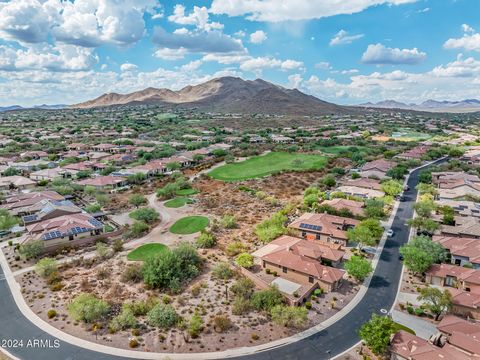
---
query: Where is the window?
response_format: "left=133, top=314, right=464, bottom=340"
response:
left=302, top=231, right=306, bottom=237
left=316, top=233, right=321, bottom=240
left=282, top=266, right=287, bottom=274
left=308, top=276, right=314, bottom=284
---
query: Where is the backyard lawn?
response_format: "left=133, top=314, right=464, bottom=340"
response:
left=393, top=322, right=416, bottom=335
left=127, top=243, right=169, bottom=261
left=164, top=197, right=193, bottom=208
left=208, top=152, right=328, bottom=181
left=169, top=216, right=209, bottom=234
left=176, top=188, right=199, bottom=196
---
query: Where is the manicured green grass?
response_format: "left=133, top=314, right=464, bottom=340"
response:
left=208, top=152, right=328, bottom=181
left=169, top=216, right=209, bottom=234
left=391, top=129, right=431, bottom=142
left=127, top=243, right=168, bottom=261
left=164, top=197, right=193, bottom=208
left=316, top=146, right=370, bottom=155
left=176, top=188, right=199, bottom=196
left=393, top=322, right=416, bottom=335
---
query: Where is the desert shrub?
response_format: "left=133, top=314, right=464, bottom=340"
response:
left=18, top=240, right=44, bottom=260
left=109, top=308, right=137, bottom=332
left=47, top=309, right=57, bottom=319
left=68, top=293, right=110, bottom=323
left=142, top=243, right=201, bottom=292
left=123, top=298, right=158, bottom=316
left=147, top=303, right=179, bottom=329
left=231, top=278, right=255, bottom=299
left=95, top=242, right=109, bottom=259
left=35, top=257, right=58, bottom=278
left=129, top=338, right=139, bottom=348
left=235, top=253, right=254, bottom=268
left=128, top=221, right=149, bottom=237
left=129, top=207, right=159, bottom=224
left=195, top=231, right=217, bottom=248
left=232, top=296, right=252, bottom=315
left=270, top=305, right=308, bottom=328
left=407, top=306, right=414, bottom=315
left=220, top=215, right=237, bottom=229
left=121, top=265, right=143, bottom=283
left=187, top=312, right=203, bottom=338
left=255, top=212, right=287, bottom=243
left=225, top=242, right=246, bottom=257
left=305, top=301, right=312, bottom=310
left=212, top=262, right=234, bottom=280
left=213, top=315, right=232, bottom=333
left=251, top=286, right=284, bottom=312
left=112, top=239, right=123, bottom=252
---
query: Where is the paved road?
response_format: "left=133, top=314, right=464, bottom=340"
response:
left=0, top=162, right=441, bottom=360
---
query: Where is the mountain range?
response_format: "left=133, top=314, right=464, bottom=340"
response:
left=360, top=99, right=480, bottom=113
left=71, top=77, right=352, bottom=115
left=0, top=104, right=67, bottom=112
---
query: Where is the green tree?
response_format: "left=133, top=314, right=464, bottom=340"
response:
left=255, top=212, right=287, bottom=243
left=387, top=165, right=408, bottom=180
left=345, top=256, right=373, bottom=281
left=418, top=170, right=432, bottom=184
left=35, top=257, right=58, bottom=278
left=129, top=207, right=159, bottom=224
left=3, top=167, right=19, bottom=176
left=414, top=200, right=436, bottom=218
left=235, top=253, right=254, bottom=268
left=417, top=287, right=453, bottom=320
left=359, top=314, right=396, bottom=355
left=400, top=236, right=446, bottom=274
left=347, top=226, right=376, bottom=249
left=0, top=209, right=19, bottom=230
left=364, top=199, right=386, bottom=219
left=381, top=179, right=403, bottom=197
left=251, top=286, right=284, bottom=311
left=68, top=293, right=110, bottom=323
left=18, top=240, right=44, bottom=260
left=129, top=194, right=147, bottom=208
left=322, top=175, right=336, bottom=188
left=407, top=217, right=440, bottom=234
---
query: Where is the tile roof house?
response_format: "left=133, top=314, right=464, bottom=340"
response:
left=321, top=198, right=366, bottom=217
left=334, top=185, right=384, bottom=199
left=390, top=330, right=473, bottom=360
left=29, top=167, right=66, bottom=182
left=433, top=235, right=480, bottom=268
left=24, top=213, right=103, bottom=247
left=395, top=145, right=430, bottom=160
left=76, top=175, right=127, bottom=190
left=440, top=218, right=480, bottom=239
left=288, top=213, right=359, bottom=246
left=253, top=235, right=345, bottom=292
left=436, top=199, right=480, bottom=219
left=21, top=199, right=82, bottom=225
left=2, top=191, right=65, bottom=215
left=432, top=172, right=480, bottom=187
left=0, top=176, right=36, bottom=190
left=342, top=178, right=383, bottom=191
left=359, top=159, right=396, bottom=179
left=252, top=235, right=345, bottom=267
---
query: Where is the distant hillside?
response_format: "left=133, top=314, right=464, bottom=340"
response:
left=360, top=99, right=480, bottom=113
left=0, top=104, right=66, bottom=112
left=71, top=77, right=354, bottom=115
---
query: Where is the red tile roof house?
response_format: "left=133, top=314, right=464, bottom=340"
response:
left=394, top=145, right=431, bottom=160
left=359, top=159, right=396, bottom=179
left=440, top=218, right=480, bottom=239
left=389, top=330, right=473, bottom=360
left=67, top=143, right=89, bottom=151
left=76, top=175, right=128, bottom=191
left=433, top=235, right=480, bottom=268
left=2, top=191, right=65, bottom=216
left=321, top=198, right=366, bottom=217
left=342, top=178, right=383, bottom=191
left=23, top=213, right=104, bottom=248
left=432, top=172, right=480, bottom=187
left=252, top=235, right=345, bottom=292
left=288, top=213, right=360, bottom=246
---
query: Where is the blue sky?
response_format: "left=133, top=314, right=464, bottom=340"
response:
left=0, top=0, right=479, bottom=106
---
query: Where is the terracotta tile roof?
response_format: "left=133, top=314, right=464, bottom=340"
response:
left=2, top=191, right=64, bottom=211
left=343, top=178, right=382, bottom=190
left=76, top=175, right=125, bottom=187
left=390, top=330, right=428, bottom=359
left=322, top=198, right=365, bottom=217
left=262, top=248, right=345, bottom=284
left=253, top=235, right=345, bottom=263
left=361, top=159, right=396, bottom=172
left=448, top=288, right=480, bottom=309
left=289, top=213, right=360, bottom=241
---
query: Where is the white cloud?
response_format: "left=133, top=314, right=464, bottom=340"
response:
left=168, top=4, right=223, bottom=32
left=431, top=55, right=480, bottom=78
left=120, top=63, right=138, bottom=72
left=329, top=30, right=364, bottom=46
left=0, top=0, right=159, bottom=48
left=287, top=74, right=303, bottom=88
left=250, top=30, right=267, bottom=44
left=280, top=59, right=304, bottom=71
left=462, top=24, right=475, bottom=33
left=0, top=44, right=98, bottom=72
left=361, top=43, right=426, bottom=64
left=444, top=33, right=480, bottom=53
left=180, top=60, right=203, bottom=72
left=315, top=61, right=332, bottom=70
left=234, top=30, right=246, bottom=37
left=152, top=27, right=245, bottom=54
left=154, top=47, right=188, bottom=60
left=210, top=0, right=418, bottom=22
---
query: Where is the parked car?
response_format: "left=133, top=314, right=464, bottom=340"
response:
left=386, top=229, right=394, bottom=237
left=403, top=185, right=410, bottom=191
